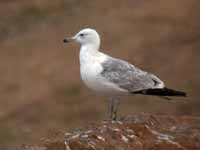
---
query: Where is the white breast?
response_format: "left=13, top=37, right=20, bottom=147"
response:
left=79, top=47, right=127, bottom=95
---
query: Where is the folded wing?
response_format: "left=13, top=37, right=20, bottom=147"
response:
left=101, top=57, right=165, bottom=92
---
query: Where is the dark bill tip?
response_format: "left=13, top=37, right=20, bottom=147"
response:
left=63, top=38, right=68, bottom=43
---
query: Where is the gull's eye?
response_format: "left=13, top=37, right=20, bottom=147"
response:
left=80, top=33, right=84, bottom=37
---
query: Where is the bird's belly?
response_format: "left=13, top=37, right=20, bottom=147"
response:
left=80, top=64, right=127, bottom=95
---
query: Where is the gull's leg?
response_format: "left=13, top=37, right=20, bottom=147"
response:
left=108, top=97, right=120, bottom=120
left=112, top=96, right=120, bottom=120
left=108, top=97, right=114, bottom=120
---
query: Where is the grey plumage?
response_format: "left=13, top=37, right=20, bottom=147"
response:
left=101, top=57, right=164, bottom=92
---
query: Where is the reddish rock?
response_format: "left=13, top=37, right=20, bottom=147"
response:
left=20, top=113, right=200, bottom=150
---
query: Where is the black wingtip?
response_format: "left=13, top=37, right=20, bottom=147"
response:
left=182, top=92, right=187, bottom=97
left=133, top=87, right=187, bottom=97
left=164, top=87, right=187, bottom=97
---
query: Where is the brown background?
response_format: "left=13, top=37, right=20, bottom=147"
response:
left=0, top=0, right=199, bottom=149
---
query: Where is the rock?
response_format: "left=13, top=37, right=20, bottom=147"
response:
left=20, top=113, right=200, bottom=150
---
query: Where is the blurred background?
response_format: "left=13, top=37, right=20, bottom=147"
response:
left=0, top=0, right=199, bottom=149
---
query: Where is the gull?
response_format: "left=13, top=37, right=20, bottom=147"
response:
left=63, top=28, right=186, bottom=120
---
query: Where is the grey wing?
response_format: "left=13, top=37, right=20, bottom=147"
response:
left=101, top=57, right=164, bottom=92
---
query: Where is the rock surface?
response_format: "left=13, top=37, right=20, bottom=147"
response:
left=20, top=113, right=200, bottom=150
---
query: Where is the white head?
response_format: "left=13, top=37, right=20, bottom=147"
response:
left=63, top=28, right=100, bottom=50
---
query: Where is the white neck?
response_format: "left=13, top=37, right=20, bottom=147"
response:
left=82, top=42, right=99, bottom=52
left=79, top=43, right=100, bottom=66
